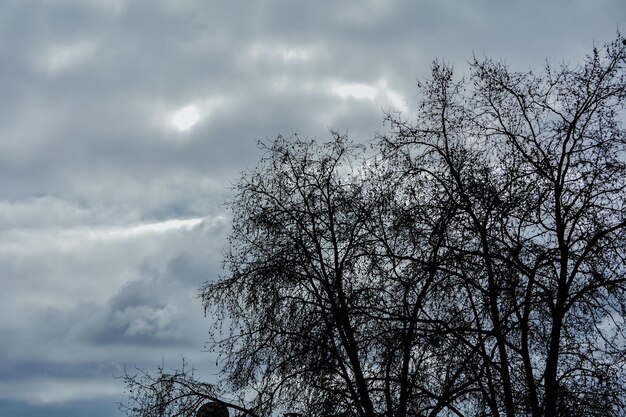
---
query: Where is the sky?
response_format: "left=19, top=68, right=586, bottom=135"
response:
left=0, top=1, right=623, bottom=416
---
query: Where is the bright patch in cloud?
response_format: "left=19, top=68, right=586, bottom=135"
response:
left=330, top=79, right=408, bottom=112
left=331, top=82, right=378, bottom=101
left=85, top=217, right=206, bottom=240
left=0, top=217, right=209, bottom=257
left=172, top=106, right=200, bottom=131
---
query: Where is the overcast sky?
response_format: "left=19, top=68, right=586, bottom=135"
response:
left=0, top=1, right=623, bottom=416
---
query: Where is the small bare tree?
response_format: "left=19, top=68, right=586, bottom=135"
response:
left=121, top=359, right=260, bottom=417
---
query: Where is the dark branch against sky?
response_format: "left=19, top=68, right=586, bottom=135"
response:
left=0, top=1, right=623, bottom=416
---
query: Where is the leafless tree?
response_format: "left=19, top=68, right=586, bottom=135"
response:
left=122, top=37, right=626, bottom=417
left=381, top=36, right=626, bottom=416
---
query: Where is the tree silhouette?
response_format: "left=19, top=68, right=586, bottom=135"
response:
left=122, top=37, right=626, bottom=417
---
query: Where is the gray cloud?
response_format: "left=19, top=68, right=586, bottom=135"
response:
left=0, top=218, right=224, bottom=413
left=0, top=0, right=623, bottom=415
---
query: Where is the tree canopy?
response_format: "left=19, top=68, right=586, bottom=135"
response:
left=123, top=37, right=626, bottom=417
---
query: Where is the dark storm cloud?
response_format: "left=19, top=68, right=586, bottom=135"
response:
left=0, top=0, right=623, bottom=415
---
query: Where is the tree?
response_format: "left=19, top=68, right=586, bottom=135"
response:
left=122, top=37, right=626, bottom=417
left=379, top=38, right=626, bottom=416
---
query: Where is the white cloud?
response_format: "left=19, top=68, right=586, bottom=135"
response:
left=0, top=217, right=212, bottom=253
left=81, top=216, right=207, bottom=239
left=172, top=106, right=200, bottom=131
left=331, top=82, right=378, bottom=101
left=256, top=74, right=409, bottom=115
left=161, top=97, right=226, bottom=133
left=330, top=79, right=408, bottom=112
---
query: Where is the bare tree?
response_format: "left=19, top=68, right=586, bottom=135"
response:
left=381, top=36, right=626, bottom=416
left=202, top=134, right=379, bottom=417
left=199, top=134, right=481, bottom=417
left=122, top=38, right=626, bottom=417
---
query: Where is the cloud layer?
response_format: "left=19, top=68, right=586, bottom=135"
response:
left=0, top=1, right=623, bottom=415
